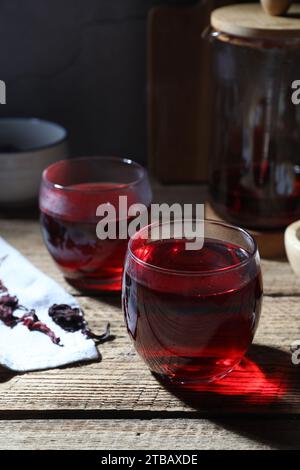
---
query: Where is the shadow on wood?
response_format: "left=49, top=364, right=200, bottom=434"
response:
left=86, top=293, right=122, bottom=309
left=0, top=366, right=16, bottom=383
left=154, top=344, right=300, bottom=413
left=214, top=415, right=300, bottom=450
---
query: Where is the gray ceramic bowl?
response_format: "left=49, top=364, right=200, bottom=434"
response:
left=0, top=118, right=68, bottom=207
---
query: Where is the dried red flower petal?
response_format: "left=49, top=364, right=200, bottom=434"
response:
left=0, top=305, right=18, bottom=327
left=86, top=323, right=113, bottom=344
left=0, top=295, right=19, bottom=308
left=0, top=280, right=7, bottom=293
left=0, top=292, right=61, bottom=345
left=0, top=294, right=20, bottom=327
left=22, top=311, right=61, bottom=346
left=0, top=286, right=113, bottom=347
left=49, top=304, right=86, bottom=332
left=48, top=303, right=113, bottom=344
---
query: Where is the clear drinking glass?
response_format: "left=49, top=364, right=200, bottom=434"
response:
left=39, top=156, right=152, bottom=293
left=122, top=219, right=263, bottom=383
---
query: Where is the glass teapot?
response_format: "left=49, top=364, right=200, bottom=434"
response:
left=207, top=4, right=300, bottom=230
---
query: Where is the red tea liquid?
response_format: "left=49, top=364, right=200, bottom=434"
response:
left=41, top=182, right=134, bottom=292
left=123, top=237, right=262, bottom=382
left=210, top=165, right=300, bottom=230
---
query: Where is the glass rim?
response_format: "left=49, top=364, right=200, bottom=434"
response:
left=42, top=156, right=147, bottom=193
left=127, top=218, right=258, bottom=276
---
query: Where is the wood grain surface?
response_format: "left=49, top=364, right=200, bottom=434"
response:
left=1, top=184, right=300, bottom=449
left=0, top=418, right=299, bottom=450
left=0, top=294, right=299, bottom=415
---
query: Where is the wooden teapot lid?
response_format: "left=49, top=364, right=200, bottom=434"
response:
left=211, top=4, right=300, bottom=40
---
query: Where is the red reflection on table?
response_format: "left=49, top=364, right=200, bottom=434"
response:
left=156, top=355, right=288, bottom=410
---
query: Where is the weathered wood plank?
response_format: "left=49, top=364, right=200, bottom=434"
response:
left=0, top=185, right=299, bottom=452
left=0, top=186, right=299, bottom=416
left=0, top=296, right=299, bottom=414
left=0, top=218, right=299, bottom=296
left=260, top=259, right=300, bottom=296
left=0, top=417, right=299, bottom=450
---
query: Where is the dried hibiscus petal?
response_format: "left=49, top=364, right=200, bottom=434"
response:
left=49, top=304, right=86, bottom=332
left=0, top=305, right=19, bottom=327
left=48, top=303, right=114, bottom=344
left=0, top=294, right=20, bottom=327
left=0, top=292, right=61, bottom=345
left=0, top=294, right=19, bottom=308
left=85, top=323, right=113, bottom=344
left=21, top=311, right=61, bottom=346
left=0, top=280, right=7, bottom=293
left=0, top=289, right=113, bottom=347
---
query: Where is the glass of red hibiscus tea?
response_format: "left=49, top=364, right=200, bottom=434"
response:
left=122, top=219, right=263, bottom=383
left=39, top=156, right=152, bottom=293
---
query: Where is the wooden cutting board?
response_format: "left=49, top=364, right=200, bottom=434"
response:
left=147, top=2, right=213, bottom=183
left=147, top=1, right=253, bottom=183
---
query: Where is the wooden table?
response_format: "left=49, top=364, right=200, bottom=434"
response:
left=1, top=184, right=300, bottom=450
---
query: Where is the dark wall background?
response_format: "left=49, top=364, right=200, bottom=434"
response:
left=0, top=0, right=197, bottom=165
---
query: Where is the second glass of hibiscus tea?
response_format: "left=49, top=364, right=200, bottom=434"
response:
left=39, top=156, right=152, bottom=293
left=122, top=219, right=263, bottom=383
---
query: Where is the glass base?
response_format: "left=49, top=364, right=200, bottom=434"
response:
left=65, top=275, right=122, bottom=294
left=152, top=361, right=240, bottom=385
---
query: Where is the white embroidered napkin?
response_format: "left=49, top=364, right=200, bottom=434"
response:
left=0, top=236, right=100, bottom=372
